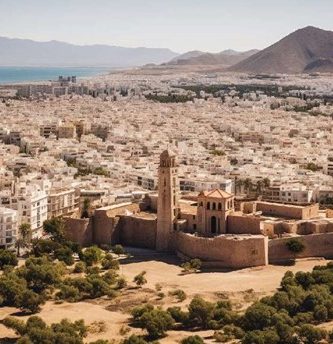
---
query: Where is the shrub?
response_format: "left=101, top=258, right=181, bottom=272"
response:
left=123, top=335, right=148, bottom=344
left=167, top=306, right=189, bottom=323
left=133, top=271, right=147, bottom=287
left=73, top=262, right=86, bottom=273
left=101, top=254, right=119, bottom=270
left=169, top=289, right=187, bottom=302
left=112, top=245, right=125, bottom=255
left=286, top=238, right=305, bottom=255
left=116, top=276, right=127, bottom=289
left=181, top=335, right=204, bottom=344
left=56, top=284, right=81, bottom=302
left=181, top=259, right=201, bottom=273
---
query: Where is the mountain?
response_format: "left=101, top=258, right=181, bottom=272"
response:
left=0, top=37, right=179, bottom=67
left=168, top=50, right=206, bottom=64
left=167, top=49, right=259, bottom=66
left=230, top=26, right=333, bottom=74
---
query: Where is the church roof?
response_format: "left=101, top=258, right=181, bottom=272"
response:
left=198, top=189, right=233, bottom=199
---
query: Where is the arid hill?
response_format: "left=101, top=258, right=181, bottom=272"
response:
left=167, top=49, right=259, bottom=66
left=230, top=26, right=333, bottom=74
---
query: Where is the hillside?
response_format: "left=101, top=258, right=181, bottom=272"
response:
left=230, top=26, right=333, bottom=74
left=0, top=37, right=179, bottom=67
left=168, top=49, right=259, bottom=66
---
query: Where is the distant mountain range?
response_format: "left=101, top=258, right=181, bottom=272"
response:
left=167, top=49, right=259, bottom=66
left=0, top=37, right=178, bottom=67
left=1, top=26, right=332, bottom=73
left=229, top=26, right=333, bottom=74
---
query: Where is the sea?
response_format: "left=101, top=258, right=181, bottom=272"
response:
left=0, top=66, right=109, bottom=84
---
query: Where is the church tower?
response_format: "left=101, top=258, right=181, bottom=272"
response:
left=156, top=150, right=179, bottom=252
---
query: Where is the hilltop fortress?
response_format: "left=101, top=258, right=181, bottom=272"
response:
left=65, top=151, right=333, bottom=269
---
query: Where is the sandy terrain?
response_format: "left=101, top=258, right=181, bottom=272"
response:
left=0, top=256, right=330, bottom=343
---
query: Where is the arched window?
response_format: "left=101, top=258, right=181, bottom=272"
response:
left=212, top=203, right=216, bottom=210
left=211, top=216, right=217, bottom=234
left=200, top=202, right=203, bottom=207
left=207, top=202, right=210, bottom=210
left=218, top=203, right=222, bottom=210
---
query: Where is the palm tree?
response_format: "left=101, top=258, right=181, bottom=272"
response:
left=16, top=223, right=32, bottom=256
left=256, top=180, right=264, bottom=194
left=235, top=178, right=244, bottom=195
left=263, top=178, right=271, bottom=189
left=244, top=178, right=252, bottom=194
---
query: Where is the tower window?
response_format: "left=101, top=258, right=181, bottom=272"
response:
left=200, top=202, right=203, bottom=207
left=212, top=202, right=216, bottom=210
left=207, top=202, right=210, bottom=210
left=218, top=203, right=222, bottom=210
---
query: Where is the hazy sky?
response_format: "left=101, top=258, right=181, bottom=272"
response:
left=0, top=0, right=332, bottom=53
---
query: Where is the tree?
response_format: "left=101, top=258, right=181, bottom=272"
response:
left=0, top=249, right=18, bottom=269
left=4, top=316, right=88, bottom=344
left=16, top=289, right=45, bottom=314
left=133, top=271, right=147, bottom=288
left=23, top=256, right=64, bottom=292
left=43, top=217, right=66, bottom=242
left=188, top=296, right=215, bottom=329
left=139, top=308, right=174, bottom=339
left=79, top=246, right=103, bottom=266
left=16, top=223, right=32, bottom=256
left=299, top=324, right=327, bottom=344
left=54, top=246, right=74, bottom=266
left=241, top=302, right=276, bottom=331
left=286, top=238, right=305, bottom=262
left=0, top=271, right=27, bottom=306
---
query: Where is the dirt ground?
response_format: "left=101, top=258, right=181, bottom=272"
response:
left=0, top=256, right=330, bottom=343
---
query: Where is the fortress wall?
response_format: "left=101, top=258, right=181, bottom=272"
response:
left=175, top=232, right=268, bottom=269
left=181, top=213, right=197, bottom=232
left=64, top=217, right=93, bottom=246
left=93, top=203, right=141, bottom=245
left=240, top=201, right=256, bottom=214
left=269, top=233, right=333, bottom=263
left=256, top=202, right=319, bottom=220
left=117, top=215, right=157, bottom=249
left=227, top=215, right=262, bottom=234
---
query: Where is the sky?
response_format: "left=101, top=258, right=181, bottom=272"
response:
left=0, top=0, right=332, bottom=53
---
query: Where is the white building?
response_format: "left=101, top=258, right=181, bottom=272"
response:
left=0, top=207, right=18, bottom=249
left=0, top=185, right=48, bottom=238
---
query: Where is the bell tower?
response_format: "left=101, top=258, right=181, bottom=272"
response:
left=156, top=150, right=179, bottom=251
